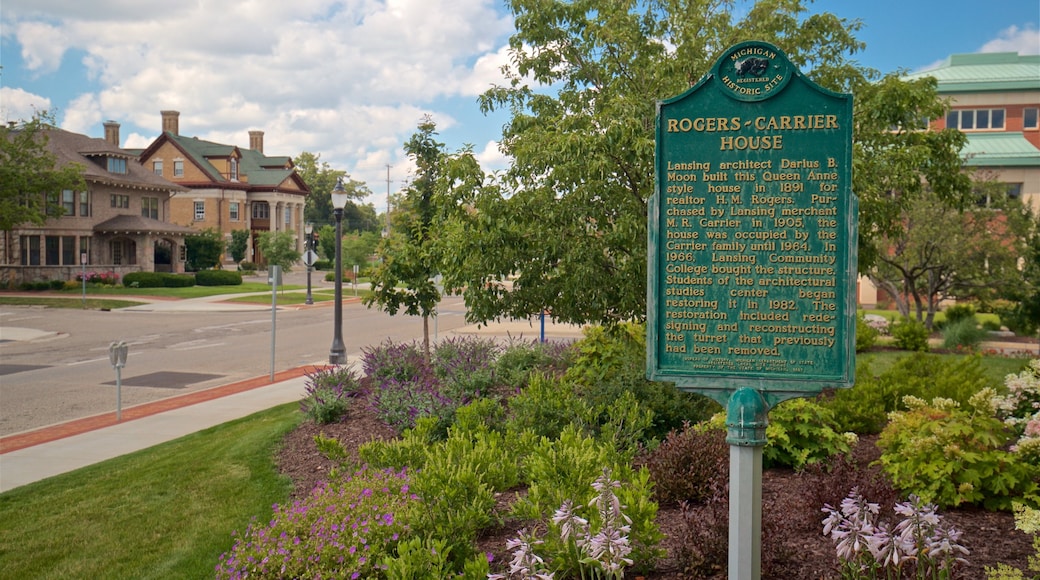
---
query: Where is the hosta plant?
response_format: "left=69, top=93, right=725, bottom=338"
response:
left=822, top=488, right=970, bottom=579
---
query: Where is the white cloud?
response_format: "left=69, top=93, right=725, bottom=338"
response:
left=0, top=87, right=52, bottom=122
left=2, top=0, right=515, bottom=199
left=980, top=25, right=1040, bottom=55
left=14, top=21, right=68, bottom=73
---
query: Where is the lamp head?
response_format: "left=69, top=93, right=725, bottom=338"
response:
left=331, top=177, right=349, bottom=210
left=305, top=222, right=313, bottom=235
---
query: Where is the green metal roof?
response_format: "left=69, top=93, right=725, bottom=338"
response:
left=903, top=52, right=1040, bottom=93
left=167, top=133, right=294, bottom=186
left=961, top=132, right=1040, bottom=167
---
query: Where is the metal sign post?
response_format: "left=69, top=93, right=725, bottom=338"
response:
left=269, top=265, right=280, bottom=382
left=108, top=341, right=129, bottom=421
left=81, top=252, right=88, bottom=307
left=649, top=41, right=856, bottom=580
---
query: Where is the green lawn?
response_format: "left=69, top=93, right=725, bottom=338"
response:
left=0, top=296, right=146, bottom=309
left=67, top=282, right=304, bottom=298
left=0, top=404, right=302, bottom=580
left=857, top=350, right=1032, bottom=388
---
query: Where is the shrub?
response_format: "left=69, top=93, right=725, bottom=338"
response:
left=238, top=261, right=257, bottom=272
left=313, top=259, right=333, bottom=270
left=856, top=314, right=879, bottom=352
left=122, top=272, right=167, bottom=288
left=495, top=339, right=576, bottom=390
left=75, top=270, right=119, bottom=285
left=822, top=352, right=993, bottom=435
left=505, top=374, right=594, bottom=440
left=645, top=424, right=728, bottom=507
left=993, top=359, right=1040, bottom=463
left=942, top=316, right=988, bottom=350
left=162, top=273, right=195, bottom=287
left=565, top=323, right=719, bottom=442
left=216, top=467, right=417, bottom=579
left=877, top=390, right=1040, bottom=510
left=944, top=303, right=977, bottom=325
left=300, top=365, right=364, bottom=424
left=993, top=299, right=1040, bottom=337
left=891, top=317, right=931, bottom=351
left=194, top=269, right=243, bottom=286
left=762, top=397, right=854, bottom=470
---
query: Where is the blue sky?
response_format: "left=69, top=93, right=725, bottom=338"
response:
left=2, top=0, right=1038, bottom=212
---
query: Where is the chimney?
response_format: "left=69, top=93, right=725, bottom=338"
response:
left=103, top=120, right=120, bottom=146
left=161, top=110, right=180, bottom=135
left=249, top=130, right=264, bottom=153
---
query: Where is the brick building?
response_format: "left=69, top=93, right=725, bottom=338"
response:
left=0, top=123, right=194, bottom=287
left=135, top=111, right=310, bottom=266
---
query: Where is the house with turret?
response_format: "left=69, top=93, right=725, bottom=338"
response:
left=135, top=111, right=310, bottom=266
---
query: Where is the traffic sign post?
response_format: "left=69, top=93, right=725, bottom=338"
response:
left=648, top=41, right=857, bottom=580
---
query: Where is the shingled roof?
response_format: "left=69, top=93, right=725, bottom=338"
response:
left=93, top=215, right=198, bottom=235
left=39, top=126, right=188, bottom=193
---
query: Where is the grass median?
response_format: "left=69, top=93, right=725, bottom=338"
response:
left=0, top=403, right=302, bottom=579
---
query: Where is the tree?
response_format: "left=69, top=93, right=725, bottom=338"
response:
left=342, top=231, right=380, bottom=271
left=365, top=117, right=444, bottom=355
left=228, top=229, right=249, bottom=264
left=433, top=0, right=971, bottom=327
left=0, top=112, right=86, bottom=231
left=294, top=151, right=371, bottom=229
left=256, top=230, right=302, bottom=272
left=185, top=229, right=224, bottom=271
left=866, top=186, right=1031, bottom=328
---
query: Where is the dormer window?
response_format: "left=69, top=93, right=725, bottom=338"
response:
left=230, top=157, right=239, bottom=180
left=107, top=157, right=128, bottom=174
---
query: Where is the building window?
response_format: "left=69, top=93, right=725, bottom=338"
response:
left=1025, top=108, right=1039, bottom=130
left=79, top=191, right=90, bottom=216
left=142, top=197, right=159, bottom=219
left=46, top=191, right=60, bottom=216
left=285, top=206, right=291, bottom=226
left=946, top=109, right=1006, bottom=131
left=229, top=202, right=240, bottom=221
left=230, top=158, right=239, bottom=180
left=252, top=202, right=270, bottom=220
left=62, top=236, right=76, bottom=265
left=79, top=237, right=91, bottom=264
left=194, top=201, right=206, bottom=221
left=62, top=190, right=76, bottom=215
left=20, top=235, right=41, bottom=265
left=45, top=236, right=60, bottom=265
left=153, top=160, right=163, bottom=176
left=107, top=157, right=128, bottom=174
left=110, top=194, right=130, bottom=209
left=174, top=160, right=184, bottom=177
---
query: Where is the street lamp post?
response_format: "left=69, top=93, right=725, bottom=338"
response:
left=304, top=222, right=314, bottom=305
left=329, top=178, right=349, bottom=364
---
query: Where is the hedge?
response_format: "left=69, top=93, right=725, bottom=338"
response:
left=195, top=270, right=243, bottom=286
left=123, top=272, right=195, bottom=288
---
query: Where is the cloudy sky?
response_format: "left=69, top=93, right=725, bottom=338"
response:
left=2, top=0, right=1038, bottom=213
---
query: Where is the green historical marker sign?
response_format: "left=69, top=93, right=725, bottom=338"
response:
left=648, top=41, right=858, bottom=407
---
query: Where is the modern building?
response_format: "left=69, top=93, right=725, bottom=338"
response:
left=858, top=51, right=1039, bottom=308
left=904, top=51, right=1040, bottom=213
left=0, top=123, right=195, bottom=287
left=135, top=111, right=310, bottom=266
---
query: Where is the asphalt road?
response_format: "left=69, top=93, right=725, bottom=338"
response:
left=0, top=292, right=473, bottom=436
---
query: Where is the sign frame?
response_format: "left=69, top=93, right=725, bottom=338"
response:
left=647, top=41, right=858, bottom=408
